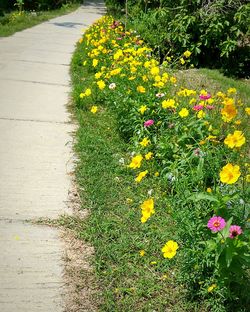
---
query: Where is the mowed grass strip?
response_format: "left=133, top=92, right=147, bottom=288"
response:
left=0, top=4, right=80, bottom=37
left=176, top=68, right=250, bottom=103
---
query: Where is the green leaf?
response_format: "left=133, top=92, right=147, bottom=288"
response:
left=220, top=217, right=233, bottom=238
left=225, top=245, right=234, bottom=267
left=187, top=192, right=219, bottom=203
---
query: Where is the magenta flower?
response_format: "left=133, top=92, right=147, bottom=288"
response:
left=199, top=93, right=211, bottom=100
left=207, top=216, right=226, bottom=232
left=206, top=105, right=215, bottom=110
left=144, top=119, right=154, bottom=127
left=229, top=225, right=242, bottom=238
left=193, top=105, right=204, bottom=111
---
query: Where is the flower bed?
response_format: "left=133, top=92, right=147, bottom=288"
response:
left=75, top=16, right=250, bottom=310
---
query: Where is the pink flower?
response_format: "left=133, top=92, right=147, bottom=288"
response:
left=193, top=105, right=204, bottom=111
left=116, top=37, right=122, bottom=40
left=199, top=93, right=211, bottom=100
left=207, top=216, right=226, bottom=232
left=206, top=105, right=215, bottom=110
left=229, top=225, right=242, bottom=238
left=144, top=119, right=154, bottom=127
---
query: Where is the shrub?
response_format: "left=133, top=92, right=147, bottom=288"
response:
left=105, top=0, right=250, bottom=78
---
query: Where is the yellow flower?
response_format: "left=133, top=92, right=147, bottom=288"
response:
left=150, top=66, right=160, bottom=76
left=245, top=107, right=250, bottom=115
left=150, top=261, right=157, bottom=265
left=206, top=135, right=218, bottom=142
left=179, top=108, right=189, bottom=118
left=110, top=68, right=121, bottom=76
left=189, top=98, right=196, bottom=105
left=162, top=240, right=179, bottom=259
left=207, top=187, right=212, bottom=193
left=183, top=50, right=191, bottom=58
left=140, top=137, right=150, bottom=147
left=227, top=87, right=237, bottom=94
left=221, top=104, right=237, bottom=122
left=113, top=49, right=123, bottom=60
left=90, top=106, right=98, bottom=114
left=78, top=38, right=83, bottom=44
left=92, top=59, right=98, bottom=67
left=197, top=110, right=206, bottom=119
left=85, top=88, right=92, bottom=96
left=97, top=80, right=106, bottom=90
left=80, top=88, right=92, bottom=98
left=220, top=163, right=241, bottom=184
left=234, top=120, right=241, bottom=125
left=216, top=91, right=225, bottom=98
left=170, top=76, right=177, bottom=84
left=145, top=152, right=153, bottom=160
left=139, top=250, right=145, bottom=257
left=200, top=89, right=208, bottom=96
left=154, top=75, right=161, bottom=82
left=208, top=284, right=217, bottom=293
left=141, top=198, right=155, bottom=223
left=138, top=105, right=147, bottom=114
left=162, top=99, right=176, bottom=109
left=180, top=58, right=185, bottom=65
left=154, top=171, right=159, bottom=177
left=224, top=130, right=246, bottom=148
left=95, top=72, right=102, bottom=79
left=137, top=85, right=146, bottom=93
left=135, top=170, right=148, bottom=183
left=128, top=155, right=143, bottom=169
left=153, top=81, right=164, bottom=88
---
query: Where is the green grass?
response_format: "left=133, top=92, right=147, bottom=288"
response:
left=176, top=68, right=250, bottom=103
left=199, top=69, right=250, bottom=99
left=0, top=4, right=80, bottom=37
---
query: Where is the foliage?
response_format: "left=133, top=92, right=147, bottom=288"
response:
left=105, top=0, right=250, bottom=78
left=0, top=3, right=80, bottom=37
left=74, top=15, right=250, bottom=310
left=0, top=0, right=82, bottom=12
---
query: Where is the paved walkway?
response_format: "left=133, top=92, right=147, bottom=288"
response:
left=0, top=1, right=105, bottom=311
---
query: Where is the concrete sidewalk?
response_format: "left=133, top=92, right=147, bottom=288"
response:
left=0, top=1, right=105, bottom=311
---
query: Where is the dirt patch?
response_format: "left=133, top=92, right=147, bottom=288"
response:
left=62, top=179, right=99, bottom=312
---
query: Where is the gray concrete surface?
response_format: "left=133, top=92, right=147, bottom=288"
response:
left=0, top=1, right=105, bottom=311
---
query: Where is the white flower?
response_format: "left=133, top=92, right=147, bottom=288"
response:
left=109, top=83, right=116, bottom=90
left=147, top=189, right=153, bottom=196
left=119, top=158, right=125, bottom=165
left=156, top=92, right=165, bottom=98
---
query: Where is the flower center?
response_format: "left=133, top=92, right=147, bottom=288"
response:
left=213, top=221, right=220, bottom=228
left=231, top=230, right=238, bottom=237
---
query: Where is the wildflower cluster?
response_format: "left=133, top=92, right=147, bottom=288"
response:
left=77, top=16, right=250, bottom=308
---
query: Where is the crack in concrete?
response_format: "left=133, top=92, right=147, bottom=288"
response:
left=0, top=117, right=72, bottom=125
left=14, top=59, right=70, bottom=67
left=0, top=78, right=69, bottom=87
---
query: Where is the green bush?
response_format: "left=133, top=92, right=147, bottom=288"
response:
left=105, top=0, right=250, bottom=78
left=0, top=0, right=81, bottom=12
